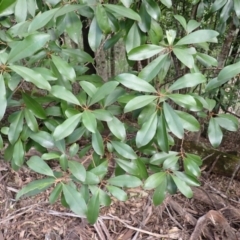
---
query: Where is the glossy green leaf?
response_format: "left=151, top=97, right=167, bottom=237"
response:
left=174, top=15, right=187, bottom=30
left=176, top=110, right=200, bottom=132
left=90, top=81, right=119, bottom=106
left=144, top=172, right=166, bottom=190
left=215, top=114, right=238, bottom=131
left=62, top=49, right=93, bottom=63
left=89, top=186, right=111, bottom=206
left=143, top=0, right=161, bottom=21
left=104, top=30, right=123, bottom=50
left=69, top=143, right=79, bottom=157
left=12, top=139, right=24, bottom=167
left=96, top=4, right=111, bottom=34
left=24, top=109, right=38, bottom=132
left=8, top=33, right=50, bottom=63
left=138, top=3, right=151, bottom=32
left=128, top=44, right=165, bottom=60
left=150, top=151, right=178, bottom=165
left=53, top=113, right=82, bottom=141
left=69, top=160, right=86, bottom=182
left=63, top=184, right=87, bottom=217
left=185, top=153, right=202, bottom=166
left=156, top=113, right=169, bottom=153
left=174, top=171, right=200, bottom=187
left=124, top=95, right=157, bottom=113
left=59, top=154, right=68, bottom=171
left=89, top=161, right=108, bottom=178
left=27, top=156, right=55, bottom=177
left=84, top=172, right=100, bottom=185
left=65, top=12, right=82, bottom=44
left=107, top=175, right=142, bottom=188
left=107, top=116, right=126, bottom=141
left=160, top=0, right=172, bottom=8
left=218, top=61, right=240, bottom=85
left=107, top=186, right=127, bottom=201
left=184, top=157, right=201, bottom=177
left=16, top=178, right=55, bottom=200
left=92, top=130, right=104, bottom=156
left=166, top=29, right=177, bottom=45
left=49, top=183, right=62, bottom=204
left=126, top=22, right=141, bottom=53
left=51, top=55, right=76, bottom=82
left=27, top=0, right=36, bottom=17
left=9, top=65, right=51, bottom=91
left=111, top=141, right=137, bottom=160
left=93, top=109, right=113, bottom=122
left=33, top=67, right=57, bottom=81
left=187, top=20, right=201, bottom=33
left=139, top=54, right=169, bottom=82
left=8, top=110, right=24, bottom=145
left=42, top=152, right=60, bottom=160
left=173, top=47, right=195, bottom=68
left=15, top=0, right=27, bottom=22
left=120, top=0, right=133, bottom=7
left=168, top=94, right=201, bottom=111
left=0, top=75, right=7, bottom=120
left=136, top=112, right=158, bottom=148
left=234, top=0, right=240, bottom=17
left=148, top=19, right=163, bottom=44
left=163, top=102, right=184, bottom=139
left=166, top=173, right=177, bottom=194
left=169, top=73, right=206, bottom=91
left=196, top=53, right=218, bottom=67
left=163, top=156, right=179, bottom=170
left=171, top=175, right=193, bottom=198
left=115, top=158, right=139, bottom=175
left=176, top=30, right=219, bottom=45
left=54, top=4, right=85, bottom=18
left=210, top=0, right=227, bottom=12
left=104, top=4, right=141, bottom=21
left=22, top=93, right=46, bottom=119
left=115, top=73, right=157, bottom=93
left=82, top=110, right=97, bottom=133
left=87, top=191, right=100, bottom=224
left=153, top=178, right=167, bottom=205
left=28, top=8, right=59, bottom=32
left=208, top=118, right=223, bottom=148
left=30, top=131, right=55, bottom=148
left=0, top=0, right=16, bottom=14
left=79, top=81, right=97, bottom=98
left=51, top=85, right=80, bottom=105
left=88, top=17, right=102, bottom=52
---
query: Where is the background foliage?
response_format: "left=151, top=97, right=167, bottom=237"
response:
left=0, top=0, right=240, bottom=223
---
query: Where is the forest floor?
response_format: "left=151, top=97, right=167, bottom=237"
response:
left=1, top=130, right=240, bottom=240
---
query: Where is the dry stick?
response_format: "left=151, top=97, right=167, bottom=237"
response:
left=206, top=184, right=240, bottom=205
left=97, top=218, right=113, bottom=240
left=165, top=204, right=184, bottom=230
left=206, top=154, right=220, bottom=177
left=226, top=163, right=240, bottom=194
left=107, top=214, right=181, bottom=239
left=94, top=222, right=106, bottom=240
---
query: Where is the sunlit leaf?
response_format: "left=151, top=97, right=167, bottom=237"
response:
left=208, top=118, right=223, bottom=148
left=9, top=65, right=51, bottom=91
left=63, top=184, right=87, bottom=217
left=27, top=156, right=55, bottom=177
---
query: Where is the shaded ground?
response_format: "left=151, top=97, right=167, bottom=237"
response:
left=1, top=130, right=240, bottom=240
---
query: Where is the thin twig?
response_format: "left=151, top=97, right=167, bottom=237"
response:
left=226, top=163, right=240, bottom=194
left=107, top=214, right=181, bottom=238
